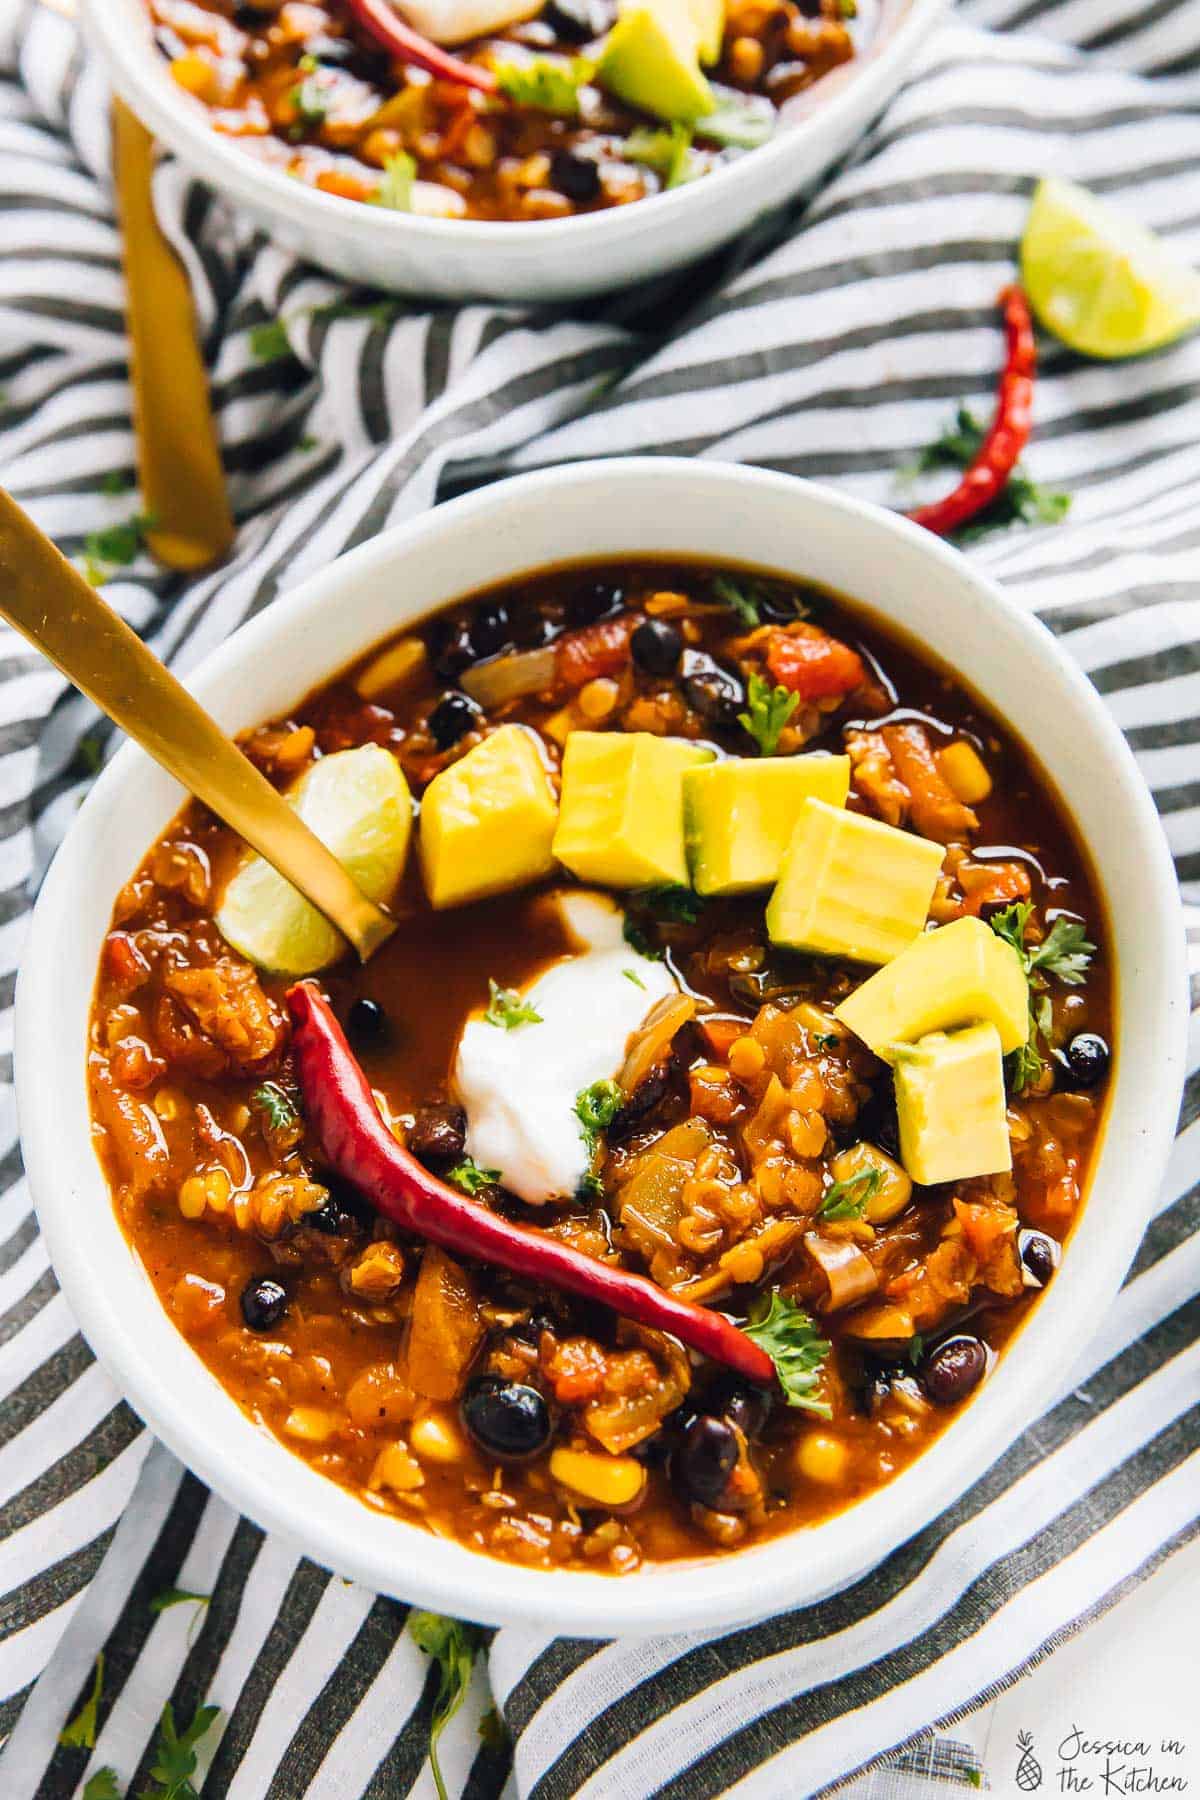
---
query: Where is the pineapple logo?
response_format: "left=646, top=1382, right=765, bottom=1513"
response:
left=1014, top=1730, right=1043, bottom=1791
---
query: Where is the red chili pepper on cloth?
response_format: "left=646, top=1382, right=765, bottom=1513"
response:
left=907, top=285, right=1037, bottom=538
left=287, top=981, right=776, bottom=1384
left=344, top=0, right=499, bottom=94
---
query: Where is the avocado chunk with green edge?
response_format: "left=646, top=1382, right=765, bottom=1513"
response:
left=684, top=754, right=850, bottom=896
left=894, top=1022, right=1012, bottom=1185
left=596, top=0, right=715, bottom=123
left=419, top=723, right=558, bottom=910
left=834, top=914, right=1030, bottom=1061
left=766, top=797, right=945, bottom=967
left=553, top=730, right=714, bottom=889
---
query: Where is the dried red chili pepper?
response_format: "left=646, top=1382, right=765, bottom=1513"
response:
left=907, top=285, right=1036, bottom=538
left=288, top=982, right=775, bottom=1384
left=344, top=0, right=499, bottom=94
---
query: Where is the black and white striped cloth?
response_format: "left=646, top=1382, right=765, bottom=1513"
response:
left=1, top=0, right=1198, bottom=1792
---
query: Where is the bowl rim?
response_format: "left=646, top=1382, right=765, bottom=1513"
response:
left=17, top=459, right=1188, bottom=1638
left=78, top=0, right=948, bottom=252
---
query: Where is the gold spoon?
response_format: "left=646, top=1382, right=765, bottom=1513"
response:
left=0, top=488, right=395, bottom=963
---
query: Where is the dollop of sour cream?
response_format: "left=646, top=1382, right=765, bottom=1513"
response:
left=453, top=892, right=677, bottom=1205
left=388, top=0, right=544, bottom=46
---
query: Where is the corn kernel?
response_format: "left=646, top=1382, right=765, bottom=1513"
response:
left=170, top=51, right=217, bottom=101
left=355, top=636, right=428, bottom=701
left=577, top=678, right=620, bottom=722
left=728, top=1035, right=766, bottom=1080
left=830, top=1141, right=912, bottom=1223
left=728, top=34, right=764, bottom=81
left=411, top=1410, right=467, bottom=1464
left=177, top=1176, right=207, bottom=1220
left=285, top=1407, right=337, bottom=1444
left=937, top=740, right=993, bottom=805
left=795, top=1432, right=848, bottom=1485
left=549, top=1447, right=647, bottom=1507
left=542, top=704, right=578, bottom=747
left=369, top=1441, right=425, bottom=1493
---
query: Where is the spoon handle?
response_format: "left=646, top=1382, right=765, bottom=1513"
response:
left=0, top=487, right=396, bottom=963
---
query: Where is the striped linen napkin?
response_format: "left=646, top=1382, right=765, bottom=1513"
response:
left=0, top=0, right=1197, bottom=1793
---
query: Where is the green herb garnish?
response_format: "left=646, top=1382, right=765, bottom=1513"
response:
left=252, top=1082, right=300, bottom=1133
left=1007, top=1036, right=1045, bottom=1095
left=372, top=151, right=417, bottom=211
left=59, top=1653, right=104, bottom=1749
left=82, top=1773, right=121, bottom=1800
left=908, top=1333, right=925, bottom=1367
left=575, top=1078, right=623, bottom=1159
left=82, top=513, right=157, bottom=585
left=903, top=406, right=1071, bottom=540
left=624, top=122, right=696, bottom=188
left=738, top=671, right=799, bottom=756
left=249, top=319, right=293, bottom=364
left=988, top=900, right=1094, bottom=1092
left=290, top=71, right=331, bottom=127
left=101, top=471, right=132, bottom=496
left=743, top=1292, right=831, bottom=1415
left=447, top=1156, right=501, bottom=1195
left=632, top=884, right=705, bottom=924
left=484, top=979, right=542, bottom=1030
left=622, top=967, right=647, bottom=989
left=1026, top=914, right=1096, bottom=986
left=622, top=916, right=661, bottom=959
left=494, top=56, right=592, bottom=114
left=694, top=88, right=774, bottom=149
left=142, top=1700, right=221, bottom=1800
left=478, top=1704, right=509, bottom=1752
left=150, top=1587, right=211, bottom=1615
left=817, top=1166, right=882, bottom=1221
left=409, top=1612, right=483, bottom=1800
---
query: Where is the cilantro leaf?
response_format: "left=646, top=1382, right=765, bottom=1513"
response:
left=494, top=56, right=592, bottom=114
left=817, top=1166, right=882, bottom=1222
left=623, top=122, right=696, bottom=189
left=252, top=1082, right=301, bottom=1133
left=712, top=573, right=766, bottom=626
left=908, top=1332, right=925, bottom=1368
left=1027, top=914, right=1095, bottom=987
left=142, top=1700, right=220, bottom=1800
left=59, top=1653, right=104, bottom=1749
left=743, top=1292, right=831, bottom=1415
left=289, top=71, right=331, bottom=128
left=738, top=671, right=799, bottom=756
left=101, top=471, right=133, bottom=497
left=150, top=1587, right=211, bottom=1615
left=409, top=1613, right=483, bottom=1800
left=373, top=151, right=416, bottom=211
left=575, top=1078, right=623, bottom=1159
left=986, top=899, right=1033, bottom=962
left=447, top=1156, right=500, bottom=1195
left=82, top=514, right=157, bottom=585
left=622, top=915, right=661, bottom=959
left=903, top=405, right=1071, bottom=541
left=83, top=1773, right=122, bottom=1800
left=693, top=87, right=774, bottom=149
left=622, top=967, right=646, bottom=989
left=483, top=979, right=542, bottom=1030
left=632, top=884, right=705, bottom=924
left=248, top=319, right=293, bottom=364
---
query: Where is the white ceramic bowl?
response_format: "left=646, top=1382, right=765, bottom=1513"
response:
left=80, top=0, right=946, bottom=302
left=18, top=461, right=1187, bottom=1638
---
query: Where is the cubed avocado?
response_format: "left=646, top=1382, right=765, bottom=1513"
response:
left=834, top=914, right=1029, bottom=1062
left=687, top=0, right=724, bottom=63
left=596, top=0, right=715, bottom=123
left=894, top=1022, right=1012, bottom=1185
left=765, top=797, right=944, bottom=965
left=684, top=754, right=850, bottom=896
left=419, top=723, right=557, bottom=909
left=553, top=731, right=714, bottom=889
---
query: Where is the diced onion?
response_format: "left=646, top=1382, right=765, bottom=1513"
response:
left=803, top=1232, right=879, bottom=1311
left=460, top=645, right=556, bottom=709
left=617, top=992, right=696, bottom=1097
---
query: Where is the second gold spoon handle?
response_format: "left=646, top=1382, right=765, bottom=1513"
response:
left=0, top=488, right=395, bottom=963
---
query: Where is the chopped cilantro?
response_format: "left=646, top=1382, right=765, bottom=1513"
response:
left=1006, top=1035, right=1044, bottom=1096
left=738, top=671, right=799, bottom=756
left=624, top=122, right=696, bottom=188
left=622, top=915, right=662, bottom=960
left=908, top=1332, right=925, bottom=1367
left=82, top=1773, right=122, bottom=1800
left=249, top=319, right=293, bottom=363
left=100, top=471, right=132, bottom=496
left=252, top=1082, right=301, bottom=1133
left=632, top=884, right=705, bottom=924
left=447, top=1156, right=500, bottom=1195
left=150, top=1587, right=211, bottom=1614
left=494, top=56, right=592, bottom=114
left=693, top=88, right=774, bottom=149
left=575, top=1077, right=623, bottom=1159
left=817, top=1166, right=882, bottom=1221
left=743, top=1292, right=831, bottom=1415
left=409, top=1612, right=483, bottom=1800
left=712, top=572, right=767, bottom=626
left=622, top=967, right=647, bottom=989
left=290, top=71, right=331, bottom=128
left=82, top=512, right=157, bottom=585
left=59, top=1653, right=104, bottom=1749
left=142, top=1700, right=220, bottom=1800
left=483, top=979, right=542, bottom=1029
left=988, top=901, right=1094, bottom=987
left=904, top=406, right=1071, bottom=541
left=372, top=151, right=416, bottom=212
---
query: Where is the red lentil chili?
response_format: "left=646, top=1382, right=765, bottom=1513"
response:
left=147, top=0, right=858, bottom=223
left=89, top=562, right=1111, bottom=1573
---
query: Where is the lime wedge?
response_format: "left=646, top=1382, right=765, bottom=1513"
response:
left=1020, top=175, right=1200, bottom=359
left=216, top=744, right=412, bottom=975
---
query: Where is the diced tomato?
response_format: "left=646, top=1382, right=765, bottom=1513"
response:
left=882, top=723, right=978, bottom=845
left=104, top=931, right=151, bottom=995
left=959, top=861, right=1031, bottom=917
left=765, top=627, right=865, bottom=702
left=556, top=615, right=635, bottom=689
left=699, top=1017, right=742, bottom=1059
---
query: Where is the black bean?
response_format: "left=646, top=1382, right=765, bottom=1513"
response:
left=607, top=1062, right=671, bottom=1142
left=1064, top=1032, right=1109, bottom=1089
left=428, top=617, right=475, bottom=680
left=241, top=1275, right=287, bottom=1332
left=407, top=1103, right=467, bottom=1166
left=347, top=996, right=388, bottom=1047
left=703, top=1372, right=773, bottom=1439
left=510, top=603, right=555, bottom=649
left=672, top=1414, right=740, bottom=1509
left=918, top=1335, right=988, bottom=1406
left=550, top=149, right=602, bottom=204
left=682, top=650, right=745, bottom=725
left=565, top=580, right=623, bottom=628
left=462, top=1375, right=551, bottom=1460
left=471, top=600, right=511, bottom=660
left=1020, top=1229, right=1059, bottom=1288
left=631, top=617, right=684, bottom=676
left=544, top=0, right=615, bottom=38
left=428, top=691, right=479, bottom=750
left=306, top=1178, right=369, bottom=1237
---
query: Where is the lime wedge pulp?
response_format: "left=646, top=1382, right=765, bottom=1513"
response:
left=216, top=743, right=412, bottom=975
left=1020, top=175, right=1200, bottom=359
